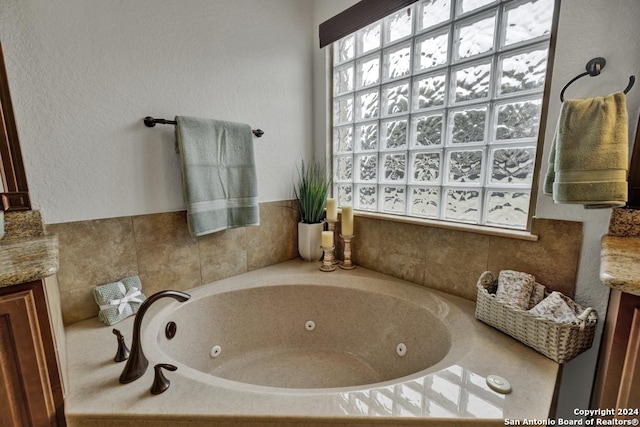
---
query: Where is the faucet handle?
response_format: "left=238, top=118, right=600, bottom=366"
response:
left=150, top=363, right=177, bottom=395
left=112, top=328, right=130, bottom=363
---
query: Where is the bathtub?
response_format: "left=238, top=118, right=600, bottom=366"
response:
left=65, top=260, right=559, bottom=427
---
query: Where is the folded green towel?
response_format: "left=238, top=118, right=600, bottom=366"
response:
left=175, top=116, right=260, bottom=236
left=543, top=92, right=628, bottom=208
left=94, top=276, right=146, bottom=326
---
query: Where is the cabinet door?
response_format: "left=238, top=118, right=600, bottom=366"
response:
left=617, top=307, right=640, bottom=409
left=0, top=288, right=56, bottom=427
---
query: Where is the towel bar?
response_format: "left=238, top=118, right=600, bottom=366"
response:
left=144, top=116, right=264, bottom=137
left=560, top=57, right=635, bottom=102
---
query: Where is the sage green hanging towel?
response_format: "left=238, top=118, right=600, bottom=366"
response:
left=543, top=92, right=628, bottom=208
left=175, top=116, right=260, bottom=236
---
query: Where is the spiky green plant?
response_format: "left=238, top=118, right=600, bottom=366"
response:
left=294, top=160, right=329, bottom=224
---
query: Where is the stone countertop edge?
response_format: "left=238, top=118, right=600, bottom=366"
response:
left=0, top=235, right=59, bottom=287
left=600, top=235, right=640, bottom=296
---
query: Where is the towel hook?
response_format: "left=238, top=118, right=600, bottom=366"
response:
left=560, top=57, right=635, bottom=102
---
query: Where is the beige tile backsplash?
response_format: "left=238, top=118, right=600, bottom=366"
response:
left=353, top=216, right=583, bottom=301
left=46, top=200, right=583, bottom=325
left=46, top=200, right=298, bottom=325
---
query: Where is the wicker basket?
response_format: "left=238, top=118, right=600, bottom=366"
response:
left=475, top=271, right=598, bottom=364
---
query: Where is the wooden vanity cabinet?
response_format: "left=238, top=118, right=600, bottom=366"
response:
left=593, top=116, right=640, bottom=407
left=0, top=280, right=64, bottom=427
left=592, top=290, right=640, bottom=410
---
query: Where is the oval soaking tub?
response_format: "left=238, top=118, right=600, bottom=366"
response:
left=64, top=260, right=560, bottom=427
left=158, top=283, right=454, bottom=389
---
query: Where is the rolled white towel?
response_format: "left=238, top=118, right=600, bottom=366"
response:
left=528, top=291, right=579, bottom=323
left=528, top=282, right=546, bottom=309
left=495, top=270, right=535, bottom=310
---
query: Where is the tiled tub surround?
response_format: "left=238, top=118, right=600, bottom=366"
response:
left=48, top=201, right=583, bottom=325
left=47, top=200, right=298, bottom=325
left=65, top=260, right=559, bottom=427
left=350, top=216, right=583, bottom=301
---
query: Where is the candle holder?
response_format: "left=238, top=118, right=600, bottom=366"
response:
left=325, top=220, right=340, bottom=265
left=340, top=234, right=356, bottom=270
left=320, top=246, right=336, bottom=272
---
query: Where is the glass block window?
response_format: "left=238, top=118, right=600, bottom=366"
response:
left=331, top=0, right=554, bottom=230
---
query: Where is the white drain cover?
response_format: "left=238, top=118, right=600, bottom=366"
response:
left=486, top=375, right=511, bottom=394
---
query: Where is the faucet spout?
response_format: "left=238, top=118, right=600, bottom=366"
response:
left=119, top=290, right=190, bottom=384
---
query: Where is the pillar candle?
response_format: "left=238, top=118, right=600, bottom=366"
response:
left=321, top=231, right=334, bottom=248
left=326, top=198, right=337, bottom=221
left=341, top=206, right=354, bottom=236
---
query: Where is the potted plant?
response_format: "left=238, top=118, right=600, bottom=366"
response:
left=294, top=160, right=328, bottom=261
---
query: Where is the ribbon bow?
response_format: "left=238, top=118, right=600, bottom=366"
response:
left=100, top=282, right=144, bottom=315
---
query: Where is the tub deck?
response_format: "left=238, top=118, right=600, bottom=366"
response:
left=64, top=259, right=560, bottom=427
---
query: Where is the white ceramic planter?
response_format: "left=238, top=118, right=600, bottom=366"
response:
left=298, top=222, right=324, bottom=262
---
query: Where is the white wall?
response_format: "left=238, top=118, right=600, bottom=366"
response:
left=312, top=0, right=640, bottom=418
left=538, top=0, right=640, bottom=417
left=0, top=0, right=313, bottom=224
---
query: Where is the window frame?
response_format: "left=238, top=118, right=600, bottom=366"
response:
left=0, top=42, right=31, bottom=212
left=326, top=0, right=561, bottom=236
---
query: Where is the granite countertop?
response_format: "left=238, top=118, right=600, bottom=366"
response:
left=0, top=235, right=59, bottom=287
left=600, top=235, right=640, bottom=296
